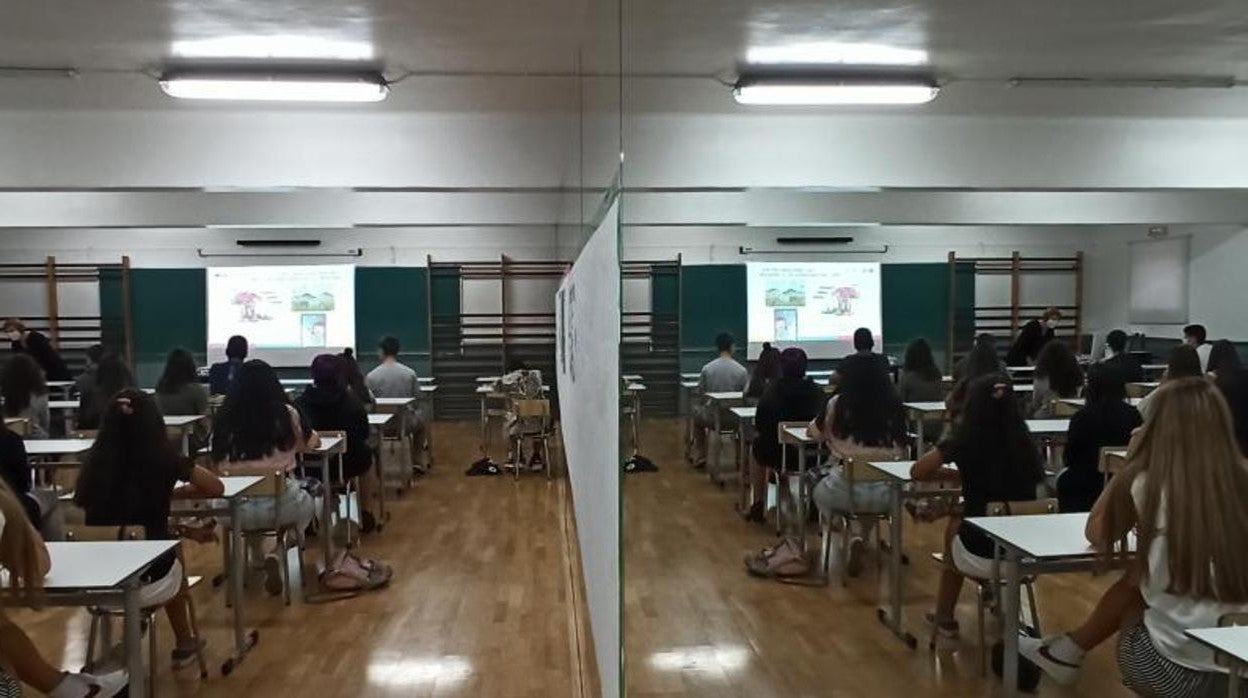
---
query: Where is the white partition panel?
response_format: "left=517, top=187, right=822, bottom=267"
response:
left=556, top=200, right=621, bottom=698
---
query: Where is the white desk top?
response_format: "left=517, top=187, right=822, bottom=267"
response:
left=730, top=406, right=756, bottom=420
left=163, top=415, right=205, bottom=428
left=681, top=381, right=698, bottom=389
left=1141, top=364, right=1168, bottom=372
left=42, top=540, right=179, bottom=590
left=311, top=435, right=345, bottom=454
left=966, top=513, right=1098, bottom=559
left=680, top=372, right=699, bottom=381
left=368, top=413, right=396, bottom=427
left=24, top=438, right=94, bottom=456
left=1006, top=366, right=1036, bottom=373
left=781, top=425, right=817, bottom=444
left=1013, top=384, right=1035, bottom=393
left=46, top=380, right=75, bottom=389
left=3, top=417, right=25, bottom=427
left=374, top=397, right=416, bottom=407
left=623, top=374, right=642, bottom=382
left=1026, top=419, right=1071, bottom=435
left=904, top=401, right=947, bottom=413
left=1186, top=626, right=1248, bottom=664
left=625, top=383, right=646, bottom=392
left=1059, top=397, right=1144, bottom=408
left=279, top=378, right=313, bottom=386
left=807, top=370, right=834, bottom=379
left=475, top=385, right=549, bottom=395
left=1129, top=381, right=1162, bottom=390
left=476, top=376, right=500, bottom=383
left=867, top=461, right=918, bottom=481
left=420, top=385, right=438, bottom=393
left=48, top=400, right=78, bottom=411
left=705, top=391, right=744, bottom=401
left=213, top=475, right=266, bottom=499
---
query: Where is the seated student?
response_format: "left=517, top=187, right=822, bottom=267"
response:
left=73, top=343, right=104, bottom=399
left=154, top=348, right=209, bottom=416
left=743, top=348, right=827, bottom=523
left=911, top=375, right=1044, bottom=639
left=1099, top=329, right=1143, bottom=383
left=0, top=420, right=55, bottom=535
left=1136, top=344, right=1203, bottom=420
left=207, top=334, right=247, bottom=396
left=366, top=335, right=427, bottom=467
left=692, top=333, right=749, bottom=468
left=1020, top=378, right=1248, bottom=693
left=4, top=318, right=71, bottom=382
left=0, top=479, right=129, bottom=697
left=899, top=338, right=946, bottom=444
left=946, top=338, right=1003, bottom=425
left=744, top=342, right=781, bottom=402
left=833, top=327, right=891, bottom=387
left=1005, top=307, right=1061, bottom=367
left=1030, top=339, right=1083, bottom=418
left=76, top=354, right=134, bottom=431
left=73, top=389, right=223, bottom=669
left=952, top=333, right=1003, bottom=383
left=1057, top=365, right=1141, bottom=512
left=339, top=348, right=375, bottom=410
left=1183, top=323, right=1212, bottom=373
left=810, top=355, right=909, bottom=575
left=495, top=358, right=548, bottom=471
left=1, top=354, right=51, bottom=438
left=211, top=360, right=318, bottom=594
left=296, top=354, right=379, bottom=532
left=1208, top=340, right=1248, bottom=456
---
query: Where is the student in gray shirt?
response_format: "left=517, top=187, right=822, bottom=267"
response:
left=693, top=332, right=749, bottom=468
left=365, top=336, right=426, bottom=466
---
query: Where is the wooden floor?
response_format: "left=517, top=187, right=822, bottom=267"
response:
left=624, top=418, right=1134, bottom=698
left=12, top=421, right=590, bottom=697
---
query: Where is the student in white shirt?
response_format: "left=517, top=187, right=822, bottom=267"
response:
left=1184, top=323, right=1213, bottom=373
left=1020, top=378, right=1248, bottom=695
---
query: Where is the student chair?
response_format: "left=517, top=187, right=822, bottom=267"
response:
left=817, top=457, right=892, bottom=586
left=65, top=524, right=209, bottom=687
left=770, top=421, right=812, bottom=536
left=1097, top=445, right=1129, bottom=484
left=1216, top=613, right=1248, bottom=697
left=238, top=470, right=307, bottom=605
left=705, top=407, right=742, bottom=485
left=1052, top=400, right=1080, bottom=418
left=508, top=399, right=554, bottom=480
left=929, top=498, right=1056, bottom=676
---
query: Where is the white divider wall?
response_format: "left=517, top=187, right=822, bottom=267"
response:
left=556, top=200, right=621, bottom=698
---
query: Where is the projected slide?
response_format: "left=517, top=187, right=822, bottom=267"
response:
left=746, top=262, right=882, bottom=359
left=206, top=264, right=356, bottom=366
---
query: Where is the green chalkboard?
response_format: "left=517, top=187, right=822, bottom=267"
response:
left=354, top=267, right=430, bottom=373
left=881, top=263, right=951, bottom=356
left=130, top=268, right=206, bottom=385
left=679, top=265, right=747, bottom=370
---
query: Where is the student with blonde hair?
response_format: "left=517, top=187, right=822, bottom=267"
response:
left=1021, top=378, right=1248, bottom=695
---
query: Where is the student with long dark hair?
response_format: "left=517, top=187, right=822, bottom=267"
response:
left=1207, top=340, right=1248, bottom=456
left=911, top=375, right=1044, bottom=639
left=76, top=354, right=135, bottom=431
left=74, top=389, right=222, bottom=669
left=899, top=338, right=944, bottom=402
left=338, top=348, right=375, bottom=410
left=1137, top=344, right=1203, bottom=420
left=744, top=342, right=782, bottom=402
left=208, top=335, right=248, bottom=396
left=211, top=360, right=318, bottom=594
left=1031, top=339, right=1083, bottom=417
left=946, top=337, right=1004, bottom=424
left=154, top=348, right=209, bottom=417
left=1057, top=365, right=1141, bottom=512
left=810, top=355, right=909, bottom=575
left=1, top=354, right=50, bottom=438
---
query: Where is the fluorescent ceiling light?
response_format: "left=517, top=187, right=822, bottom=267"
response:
left=171, top=35, right=374, bottom=61
left=734, top=79, right=938, bottom=105
left=160, top=73, right=388, bottom=102
left=746, top=41, right=927, bottom=67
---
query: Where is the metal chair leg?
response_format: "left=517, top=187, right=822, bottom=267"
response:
left=279, top=530, right=293, bottom=606
left=184, top=589, right=209, bottom=679
left=84, top=612, right=100, bottom=672
left=147, top=611, right=157, bottom=694
left=977, top=586, right=988, bottom=677
left=1024, top=579, right=1041, bottom=635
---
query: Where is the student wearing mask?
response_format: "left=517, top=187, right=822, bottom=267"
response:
left=1, top=354, right=51, bottom=438
left=366, top=336, right=427, bottom=468
left=1030, top=340, right=1083, bottom=418
left=76, top=355, right=135, bottom=431
left=911, top=376, right=1044, bottom=639
left=810, top=355, right=909, bottom=576
left=73, top=343, right=104, bottom=400
left=1099, top=329, right=1143, bottom=383
left=1057, top=365, right=1141, bottom=512
left=208, top=335, right=248, bottom=396
left=744, top=342, right=782, bottom=402
left=743, top=348, right=827, bottom=523
left=3, top=318, right=71, bottom=382
left=692, top=333, right=749, bottom=468
left=74, top=389, right=222, bottom=670
left=297, top=354, right=379, bottom=532
left=1136, top=344, right=1203, bottom=420
left=1020, top=378, right=1248, bottom=693
left=1183, top=323, right=1212, bottom=373
left=1005, top=307, right=1062, bottom=367
left=211, top=360, right=318, bottom=595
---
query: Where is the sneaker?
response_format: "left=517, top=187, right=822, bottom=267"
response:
left=845, top=536, right=866, bottom=578
left=1019, top=634, right=1082, bottom=686
left=262, top=554, right=284, bottom=597
left=170, top=638, right=206, bottom=670
left=924, top=612, right=961, bottom=641
left=49, top=669, right=128, bottom=698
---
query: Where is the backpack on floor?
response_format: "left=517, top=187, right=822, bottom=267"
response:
left=623, top=455, right=657, bottom=473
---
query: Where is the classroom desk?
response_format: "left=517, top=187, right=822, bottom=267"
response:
left=967, top=512, right=1130, bottom=698
left=729, top=406, right=756, bottom=512
left=1141, top=363, right=1168, bottom=377
left=623, top=374, right=642, bottom=382
left=23, top=438, right=94, bottom=458
left=18, top=540, right=180, bottom=698
left=376, top=390, right=435, bottom=470
left=903, top=401, right=946, bottom=456
left=624, top=383, right=646, bottom=453
left=680, top=372, right=699, bottom=382
left=706, top=391, right=745, bottom=485
left=45, top=380, right=74, bottom=398
left=1005, top=365, right=1035, bottom=375
left=681, top=380, right=699, bottom=463
left=48, top=399, right=78, bottom=413
left=778, top=424, right=818, bottom=549
left=1186, top=626, right=1248, bottom=697
left=3, top=417, right=27, bottom=435
left=866, top=460, right=961, bottom=648
left=475, top=385, right=505, bottom=450
left=169, top=475, right=264, bottom=675
left=367, top=413, right=397, bottom=527
left=164, top=415, right=206, bottom=456
left=303, top=436, right=347, bottom=566
left=279, top=378, right=313, bottom=388
left=1128, top=381, right=1162, bottom=396
left=1026, top=418, right=1070, bottom=468
left=1058, top=397, right=1144, bottom=409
